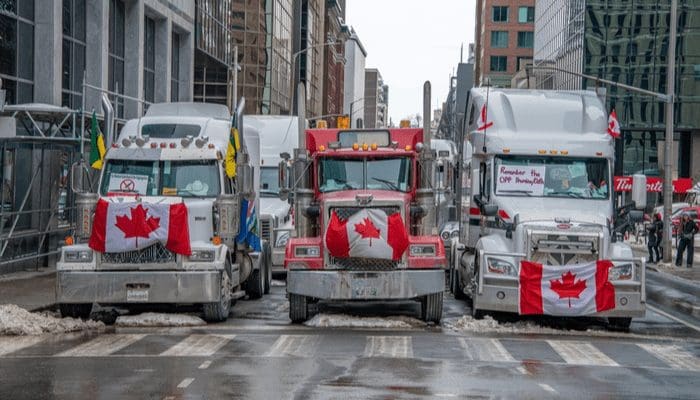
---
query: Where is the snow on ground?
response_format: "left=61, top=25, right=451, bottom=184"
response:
left=115, top=313, right=206, bottom=327
left=271, top=280, right=286, bottom=287
left=0, top=304, right=104, bottom=335
left=305, top=313, right=426, bottom=329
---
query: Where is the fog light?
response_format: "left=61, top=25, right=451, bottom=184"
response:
left=497, top=291, right=505, bottom=300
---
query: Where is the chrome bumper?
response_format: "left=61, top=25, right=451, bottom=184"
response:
left=287, top=269, right=444, bottom=300
left=56, top=271, right=222, bottom=304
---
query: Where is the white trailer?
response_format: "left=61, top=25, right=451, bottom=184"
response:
left=450, top=89, right=646, bottom=329
left=56, top=102, right=271, bottom=322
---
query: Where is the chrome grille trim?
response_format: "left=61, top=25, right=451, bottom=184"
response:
left=330, top=257, right=398, bottom=271
left=260, top=217, right=272, bottom=241
left=330, top=206, right=400, bottom=220
left=102, top=243, right=175, bottom=264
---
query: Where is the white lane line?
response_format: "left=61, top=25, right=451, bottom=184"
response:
left=160, top=334, right=235, bottom=357
left=538, top=383, right=557, bottom=394
left=0, top=336, right=46, bottom=356
left=163, top=396, right=176, bottom=400
left=638, top=343, right=700, bottom=371
left=177, top=378, right=194, bottom=389
left=648, top=304, right=700, bottom=333
left=457, top=338, right=515, bottom=362
left=198, top=360, right=212, bottom=369
left=364, top=336, right=413, bottom=358
left=265, top=335, right=319, bottom=357
left=547, top=340, right=618, bottom=366
left=56, top=334, right=146, bottom=357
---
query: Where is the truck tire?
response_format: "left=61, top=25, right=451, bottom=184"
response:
left=608, top=317, right=632, bottom=331
left=247, top=266, right=265, bottom=300
left=451, top=268, right=467, bottom=300
left=203, top=271, right=232, bottom=322
left=289, top=293, right=309, bottom=323
left=420, top=292, right=443, bottom=323
left=59, top=303, right=92, bottom=319
left=471, top=302, right=485, bottom=320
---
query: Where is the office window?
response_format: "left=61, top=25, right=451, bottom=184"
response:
left=0, top=3, right=34, bottom=104
left=62, top=0, right=86, bottom=109
left=493, top=6, right=508, bottom=22
left=108, top=0, right=125, bottom=117
left=518, top=6, right=534, bottom=23
left=490, top=31, right=508, bottom=48
left=171, top=32, right=180, bottom=102
left=143, top=16, right=155, bottom=104
left=517, top=31, right=534, bottom=48
left=490, top=56, right=507, bottom=72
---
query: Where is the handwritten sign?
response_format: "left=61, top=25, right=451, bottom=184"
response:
left=496, top=165, right=546, bottom=196
left=108, top=173, right=149, bottom=194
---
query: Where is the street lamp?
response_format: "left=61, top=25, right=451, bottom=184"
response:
left=288, top=40, right=343, bottom=116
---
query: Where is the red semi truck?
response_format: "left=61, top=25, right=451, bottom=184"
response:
left=279, top=83, right=447, bottom=323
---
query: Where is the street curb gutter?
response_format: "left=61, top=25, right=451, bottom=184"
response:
left=645, top=269, right=700, bottom=321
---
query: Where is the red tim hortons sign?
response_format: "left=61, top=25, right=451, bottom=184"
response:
left=613, top=176, right=693, bottom=194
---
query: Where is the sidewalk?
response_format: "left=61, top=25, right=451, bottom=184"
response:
left=627, top=238, right=700, bottom=282
left=0, top=267, right=56, bottom=311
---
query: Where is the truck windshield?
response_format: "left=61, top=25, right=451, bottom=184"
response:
left=260, top=166, right=281, bottom=197
left=494, top=155, right=609, bottom=199
left=100, top=159, right=220, bottom=197
left=319, top=157, right=411, bottom=193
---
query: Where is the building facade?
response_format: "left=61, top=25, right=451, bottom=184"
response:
left=533, top=0, right=700, bottom=182
left=474, top=0, right=536, bottom=87
left=363, top=68, right=388, bottom=128
left=292, top=0, right=325, bottom=118
left=321, top=0, right=346, bottom=127
left=193, top=0, right=233, bottom=107
left=343, top=26, right=366, bottom=128
left=0, top=0, right=195, bottom=117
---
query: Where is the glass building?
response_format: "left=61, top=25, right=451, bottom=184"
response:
left=534, top=1, right=700, bottom=180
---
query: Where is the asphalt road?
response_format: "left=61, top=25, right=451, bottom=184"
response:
left=1, top=284, right=699, bottom=400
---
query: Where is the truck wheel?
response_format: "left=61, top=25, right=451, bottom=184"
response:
left=247, top=266, right=265, bottom=300
left=203, top=271, right=232, bottom=322
left=420, top=292, right=443, bottom=323
left=451, top=268, right=467, bottom=300
left=608, top=317, right=632, bottom=331
left=59, top=304, right=92, bottom=319
left=289, top=293, right=309, bottom=323
left=471, top=303, right=485, bottom=320
left=263, top=242, right=272, bottom=295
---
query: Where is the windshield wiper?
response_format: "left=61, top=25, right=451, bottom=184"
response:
left=497, top=189, right=533, bottom=196
left=371, top=177, right=400, bottom=191
left=548, top=190, right=583, bottom=198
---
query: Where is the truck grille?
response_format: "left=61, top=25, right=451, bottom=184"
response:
left=529, top=232, right=599, bottom=266
left=331, top=206, right=400, bottom=220
left=330, top=257, right=398, bottom=271
left=260, top=217, right=272, bottom=241
left=102, top=243, right=176, bottom=264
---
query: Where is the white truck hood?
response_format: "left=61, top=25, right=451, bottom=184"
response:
left=260, top=197, right=291, bottom=220
left=495, top=197, right=611, bottom=226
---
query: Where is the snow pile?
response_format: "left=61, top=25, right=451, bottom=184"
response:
left=305, top=313, right=426, bottom=329
left=445, top=315, right=568, bottom=335
left=0, top=304, right=104, bottom=335
left=271, top=280, right=286, bottom=287
left=115, top=313, right=206, bottom=327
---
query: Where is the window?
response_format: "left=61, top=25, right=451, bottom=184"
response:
left=62, top=0, right=86, bottom=109
left=0, top=2, right=34, bottom=104
left=490, top=56, right=507, bottom=72
left=108, top=0, right=125, bottom=117
left=517, top=31, right=534, bottom=48
left=518, top=6, right=534, bottom=23
left=171, top=32, right=180, bottom=102
left=492, top=6, right=508, bottom=22
left=318, top=157, right=412, bottom=193
left=490, top=31, right=508, bottom=48
left=143, top=16, right=155, bottom=105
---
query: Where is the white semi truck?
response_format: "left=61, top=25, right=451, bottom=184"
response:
left=246, top=115, right=299, bottom=276
left=56, top=101, right=271, bottom=322
left=450, top=88, right=646, bottom=329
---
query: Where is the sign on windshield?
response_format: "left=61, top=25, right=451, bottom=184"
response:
left=107, top=173, right=149, bottom=195
left=496, top=165, right=546, bottom=196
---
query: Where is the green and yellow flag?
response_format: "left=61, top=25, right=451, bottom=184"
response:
left=225, top=114, right=241, bottom=178
left=89, top=111, right=106, bottom=170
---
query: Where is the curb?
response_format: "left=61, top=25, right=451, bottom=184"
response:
left=645, top=272, right=700, bottom=321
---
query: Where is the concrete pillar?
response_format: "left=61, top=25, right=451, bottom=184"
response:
left=85, top=0, right=110, bottom=113
left=124, top=0, right=145, bottom=117
left=154, top=18, right=171, bottom=103
left=180, top=31, right=194, bottom=101
left=33, top=0, right=62, bottom=105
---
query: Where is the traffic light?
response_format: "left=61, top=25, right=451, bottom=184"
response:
left=337, top=115, right=350, bottom=129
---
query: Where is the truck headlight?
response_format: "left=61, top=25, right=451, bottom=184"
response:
left=450, top=230, right=460, bottom=238
left=295, top=246, right=320, bottom=258
left=190, top=250, right=216, bottom=262
left=410, top=244, right=436, bottom=256
left=486, top=257, right=517, bottom=276
left=609, top=263, right=633, bottom=281
left=275, top=231, right=290, bottom=248
left=441, top=230, right=450, bottom=241
left=64, top=250, right=93, bottom=263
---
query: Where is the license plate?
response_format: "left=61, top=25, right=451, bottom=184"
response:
left=352, top=279, right=378, bottom=298
left=126, top=289, right=149, bottom=302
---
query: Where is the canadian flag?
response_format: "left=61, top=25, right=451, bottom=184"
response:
left=607, top=109, right=621, bottom=138
left=89, top=199, right=191, bottom=255
left=476, top=104, right=493, bottom=132
left=519, top=260, right=616, bottom=316
left=325, top=208, right=409, bottom=261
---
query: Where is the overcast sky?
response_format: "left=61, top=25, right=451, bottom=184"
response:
left=345, top=0, right=475, bottom=125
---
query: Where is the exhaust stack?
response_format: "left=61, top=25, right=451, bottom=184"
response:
left=293, top=82, right=314, bottom=237
left=101, top=93, right=114, bottom=147
left=417, top=81, right=436, bottom=236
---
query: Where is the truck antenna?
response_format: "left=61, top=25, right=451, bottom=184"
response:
left=482, top=82, right=490, bottom=153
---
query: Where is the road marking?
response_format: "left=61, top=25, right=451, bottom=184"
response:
left=547, top=340, right=619, bottom=366
left=364, top=336, right=413, bottom=358
left=265, top=335, right=320, bottom=357
left=458, top=338, right=515, bottom=362
left=648, top=304, right=700, bottom=333
left=198, top=360, right=212, bottom=369
left=56, top=334, right=146, bottom=357
left=638, top=343, right=700, bottom=371
left=538, top=383, right=557, bottom=394
left=0, top=336, right=45, bottom=356
left=177, top=378, right=194, bottom=389
left=160, top=334, right=235, bottom=357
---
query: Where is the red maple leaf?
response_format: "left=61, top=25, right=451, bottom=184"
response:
left=550, top=271, right=587, bottom=308
left=354, top=217, right=381, bottom=246
left=115, top=204, right=160, bottom=241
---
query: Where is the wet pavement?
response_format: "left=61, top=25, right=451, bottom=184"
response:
left=1, top=284, right=699, bottom=399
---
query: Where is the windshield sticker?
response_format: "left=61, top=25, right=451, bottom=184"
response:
left=108, top=173, right=149, bottom=194
left=496, top=165, right=546, bottom=195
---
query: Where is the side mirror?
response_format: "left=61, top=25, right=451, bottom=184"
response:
left=631, top=174, right=647, bottom=210
left=70, top=161, right=89, bottom=194
left=482, top=204, right=499, bottom=217
left=278, top=160, right=289, bottom=201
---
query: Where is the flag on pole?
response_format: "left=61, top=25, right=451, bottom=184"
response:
left=225, top=113, right=241, bottom=178
left=607, top=109, right=621, bottom=139
left=236, top=196, right=261, bottom=252
left=476, top=104, right=493, bottom=132
left=89, top=111, right=106, bottom=169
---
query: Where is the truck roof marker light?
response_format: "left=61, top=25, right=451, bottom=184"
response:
left=111, top=143, right=119, bottom=148
left=596, top=151, right=603, bottom=156
left=159, top=142, right=167, bottom=148
left=538, top=149, right=546, bottom=154
left=371, top=143, right=378, bottom=151
left=150, top=142, right=158, bottom=148
left=208, top=143, right=215, bottom=149
left=169, top=143, right=176, bottom=149
left=550, top=150, right=558, bottom=155
left=502, top=148, right=510, bottom=153
left=318, top=145, right=326, bottom=152
left=362, top=143, right=369, bottom=151
left=211, top=236, right=222, bottom=245
left=561, top=150, right=569, bottom=155
left=352, top=143, right=359, bottom=151
left=405, top=145, right=412, bottom=151
left=64, top=236, right=74, bottom=245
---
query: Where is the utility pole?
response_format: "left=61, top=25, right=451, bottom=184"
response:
left=663, top=0, right=678, bottom=263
